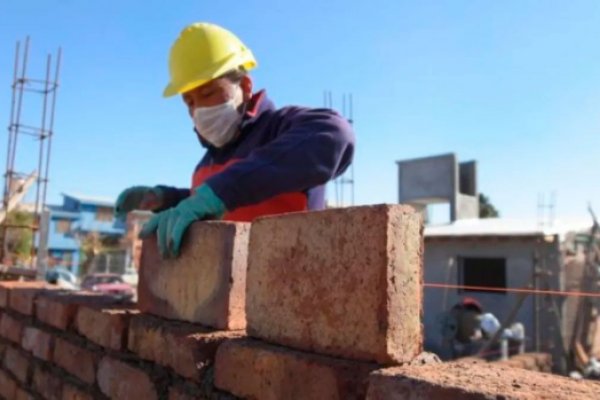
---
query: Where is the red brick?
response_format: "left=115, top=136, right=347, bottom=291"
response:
left=0, top=312, right=25, bottom=343
left=15, top=387, right=35, bottom=400
left=62, top=384, right=94, bottom=400
left=32, top=365, right=63, bottom=400
left=0, top=368, right=18, bottom=399
left=53, top=338, right=98, bottom=385
left=3, top=346, right=30, bottom=383
left=97, top=357, right=157, bottom=400
left=75, top=305, right=137, bottom=350
left=22, top=326, right=54, bottom=361
left=366, top=362, right=600, bottom=400
left=127, top=313, right=243, bottom=381
left=215, top=338, right=378, bottom=400
left=168, top=385, right=202, bottom=400
left=247, top=205, right=423, bottom=364
left=10, top=283, right=57, bottom=316
left=35, top=290, right=123, bottom=330
left=0, top=281, right=47, bottom=309
left=139, top=221, right=249, bottom=329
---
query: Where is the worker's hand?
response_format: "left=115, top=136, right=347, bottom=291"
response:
left=114, top=186, right=164, bottom=220
left=138, top=184, right=226, bottom=258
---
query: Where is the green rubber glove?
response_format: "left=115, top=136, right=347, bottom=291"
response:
left=138, top=184, right=226, bottom=258
left=114, top=186, right=164, bottom=220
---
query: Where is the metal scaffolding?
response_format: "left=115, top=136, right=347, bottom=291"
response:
left=323, top=90, right=355, bottom=207
left=1, top=37, right=62, bottom=268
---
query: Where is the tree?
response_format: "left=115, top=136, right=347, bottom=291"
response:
left=78, top=232, right=120, bottom=276
left=479, top=193, right=499, bottom=218
left=4, top=210, right=34, bottom=264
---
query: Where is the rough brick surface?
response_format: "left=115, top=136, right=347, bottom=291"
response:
left=75, top=305, right=137, bottom=350
left=247, top=205, right=423, bottom=364
left=215, top=338, right=378, bottom=400
left=36, top=290, right=121, bottom=330
left=0, top=312, right=24, bottom=343
left=22, top=326, right=54, bottom=361
left=15, top=387, right=34, bottom=400
left=168, top=386, right=198, bottom=400
left=139, top=221, right=249, bottom=329
left=33, top=365, right=63, bottom=400
left=9, top=283, right=57, bottom=315
left=127, top=313, right=243, bottom=381
left=0, top=281, right=49, bottom=309
left=53, top=338, right=98, bottom=385
left=62, top=384, right=94, bottom=400
left=4, top=346, right=30, bottom=383
left=496, top=352, right=553, bottom=373
left=97, top=357, right=158, bottom=400
left=0, top=368, right=18, bottom=400
left=366, top=362, right=600, bottom=400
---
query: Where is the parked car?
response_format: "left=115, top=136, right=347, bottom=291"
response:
left=80, top=273, right=135, bottom=300
left=45, top=267, right=78, bottom=290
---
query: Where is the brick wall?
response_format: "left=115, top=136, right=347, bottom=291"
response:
left=1, top=205, right=599, bottom=400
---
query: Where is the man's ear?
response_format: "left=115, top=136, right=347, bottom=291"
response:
left=241, top=75, right=253, bottom=102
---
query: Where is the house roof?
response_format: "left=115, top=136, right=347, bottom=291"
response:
left=424, top=217, right=592, bottom=239
left=61, top=193, right=115, bottom=207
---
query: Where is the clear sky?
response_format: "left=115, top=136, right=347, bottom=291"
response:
left=0, top=0, right=598, bottom=221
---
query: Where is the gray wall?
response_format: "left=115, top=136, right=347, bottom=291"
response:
left=423, top=236, right=565, bottom=370
left=397, top=153, right=479, bottom=221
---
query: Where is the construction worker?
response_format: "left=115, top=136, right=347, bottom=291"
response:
left=115, top=22, right=354, bottom=258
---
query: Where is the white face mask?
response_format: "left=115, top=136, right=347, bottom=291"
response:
left=193, top=86, right=244, bottom=148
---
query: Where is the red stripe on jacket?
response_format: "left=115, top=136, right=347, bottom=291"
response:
left=192, top=160, right=308, bottom=222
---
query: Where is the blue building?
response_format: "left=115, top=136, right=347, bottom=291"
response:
left=46, top=193, right=125, bottom=276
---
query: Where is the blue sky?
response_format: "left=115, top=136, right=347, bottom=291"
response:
left=0, top=0, right=598, bottom=221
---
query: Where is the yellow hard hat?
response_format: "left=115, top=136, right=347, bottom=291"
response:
left=163, top=22, right=257, bottom=97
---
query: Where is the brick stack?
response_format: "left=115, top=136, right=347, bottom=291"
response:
left=214, top=205, right=425, bottom=399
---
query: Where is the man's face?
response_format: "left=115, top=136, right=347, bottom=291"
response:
left=182, top=75, right=253, bottom=117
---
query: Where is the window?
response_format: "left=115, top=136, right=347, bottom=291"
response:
left=95, top=206, right=113, bottom=222
left=55, top=219, right=71, bottom=233
left=458, top=257, right=506, bottom=294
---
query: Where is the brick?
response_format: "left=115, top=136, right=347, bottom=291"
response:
left=36, top=290, right=121, bottom=330
left=22, top=326, right=54, bottom=361
left=128, top=313, right=242, bottom=381
left=33, top=365, right=63, bottom=400
left=246, top=205, right=423, bottom=364
left=366, top=362, right=600, bottom=400
left=0, top=281, right=48, bottom=309
left=15, top=387, right=35, bottom=400
left=4, top=346, right=30, bottom=383
left=62, top=384, right=94, bottom=400
left=139, top=221, right=249, bottom=329
left=215, top=338, right=378, bottom=400
left=0, top=312, right=25, bottom=343
left=53, top=338, right=98, bottom=385
left=0, top=368, right=18, bottom=400
left=9, top=283, right=57, bottom=316
left=168, top=385, right=202, bottom=400
left=75, top=305, right=137, bottom=350
left=97, top=357, right=158, bottom=400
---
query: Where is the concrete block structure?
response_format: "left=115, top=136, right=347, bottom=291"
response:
left=397, top=153, right=479, bottom=222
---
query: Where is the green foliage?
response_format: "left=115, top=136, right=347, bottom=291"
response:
left=479, top=193, right=500, bottom=218
left=5, top=210, right=34, bottom=262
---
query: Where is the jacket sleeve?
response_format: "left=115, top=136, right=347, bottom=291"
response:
left=154, top=185, right=190, bottom=211
left=204, top=107, right=355, bottom=211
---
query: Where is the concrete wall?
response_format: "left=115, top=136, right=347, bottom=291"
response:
left=423, top=236, right=565, bottom=370
left=397, top=153, right=479, bottom=221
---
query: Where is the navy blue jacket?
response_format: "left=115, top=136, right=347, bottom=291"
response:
left=160, top=90, right=354, bottom=221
